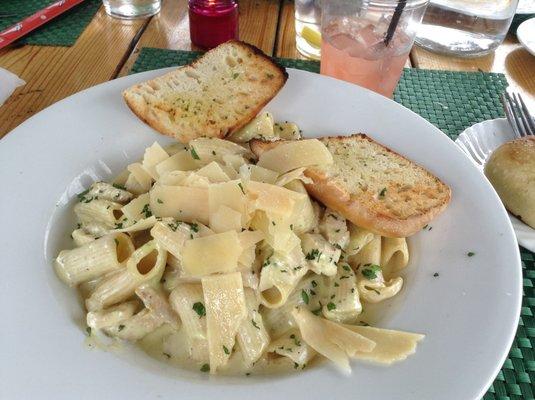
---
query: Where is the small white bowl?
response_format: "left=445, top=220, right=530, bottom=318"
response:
left=456, top=118, right=535, bottom=252
left=517, top=17, right=535, bottom=57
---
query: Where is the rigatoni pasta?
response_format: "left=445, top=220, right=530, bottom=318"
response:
left=54, top=129, right=424, bottom=377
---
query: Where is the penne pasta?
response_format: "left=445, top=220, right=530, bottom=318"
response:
left=202, top=272, right=247, bottom=373
left=86, top=240, right=167, bottom=311
left=169, top=283, right=209, bottom=362
left=55, top=233, right=134, bottom=286
left=381, top=237, right=409, bottom=278
left=237, top=289, right=270, bottom=367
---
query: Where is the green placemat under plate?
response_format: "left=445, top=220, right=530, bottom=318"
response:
left=0, top=0, right=101, bottom=47
left=129, top=47, right=534, bottom=400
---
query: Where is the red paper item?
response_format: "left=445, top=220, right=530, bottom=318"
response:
left=0, top=0, right=86, bottom=50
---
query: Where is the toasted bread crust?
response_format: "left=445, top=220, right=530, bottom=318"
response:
left=123, top=41, right=288, bottom=143
left=251, top=135, right=451, bottom=237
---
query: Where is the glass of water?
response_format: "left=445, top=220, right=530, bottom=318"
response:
left=415, top=0, right=519, bottom=57
left=103, top=0, right=161, bottom=19
left=295, top=0, right=322, bottom=59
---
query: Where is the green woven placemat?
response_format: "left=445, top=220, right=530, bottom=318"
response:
left=0, top=0, right=101, bottom=47
left=130, top=47, right=534, bottom=400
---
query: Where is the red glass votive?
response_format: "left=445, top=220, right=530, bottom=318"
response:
left=189, top=0, right=239, bottom=49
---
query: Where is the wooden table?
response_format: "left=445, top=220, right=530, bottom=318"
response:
left=1, top=0, right=534, bottom=139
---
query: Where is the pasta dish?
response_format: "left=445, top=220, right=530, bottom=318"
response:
left=54, top=114, right=424, bottom=376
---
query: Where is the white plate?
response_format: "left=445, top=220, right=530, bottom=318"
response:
left=0, top=69, right=522, bottom=400
left=517, top=0, right=535, bottom=14
left=456, top=118, right=535, bottom=252
left=517, top=17, right=535, bottom=56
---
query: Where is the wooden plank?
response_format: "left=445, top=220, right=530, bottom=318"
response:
left=119, top=0, right=281, bottom=77
left=275, top=0, right=302, bottom=59
left=0, top=8, right=147, bottom=138
left=411, top=35, right=535, bottom=107
left=275, top=0, right=412, bottom=67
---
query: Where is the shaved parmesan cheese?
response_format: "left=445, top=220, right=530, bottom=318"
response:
left=250, top=211, right=300, bottom=253
left=210, top=205, right=243, bottom=233
left=127, top=162, right=152, bottom=191
left=196, top=162, right=231, bottom=183
left=285, top=180, right=317, bottom=234
left=155, top=151, right=198, bottom=176
left=189, top=138, right=250, bottom=165
left=238, top=230, right=264, bottom=248
left=227, top=112, right=275, bottom=142
left=182, top=231, right=242, bottom=276
left=246, top=181, right=296, bottom=217
left=150, top=221, right=197, bottom=259
left=202, top=272, right=247, bottom=373
left=292, top=307, right=375, bottom=373
left=157, top=170, right=189, bottom=186
left=208, top=180, right=247, bottom=223
left=249, top=165, right=279, bottom=184
left=237, top=230, right=264, bottom=268
left=142, top=142, right=169, bottom=179
left=150, top=185, right=209, bottom=224
left=344, top=325, right=424, bottom=365
left=257, top=139, right=333, bottom=174
left=275, top=167, right=313, bottom=187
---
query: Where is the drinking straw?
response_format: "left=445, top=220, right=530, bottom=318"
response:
left=384, top=0, right=407, bottom=46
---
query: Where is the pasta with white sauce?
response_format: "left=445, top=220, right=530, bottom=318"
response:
left=54, top=116, right=424, bottom=376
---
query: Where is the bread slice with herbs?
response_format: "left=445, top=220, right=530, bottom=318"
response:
left=123, top=40, right=288, bottom=143
left=250, top=134, right=451, bottom=237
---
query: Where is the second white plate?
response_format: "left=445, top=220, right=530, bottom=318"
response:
left=456, top=118, right=535, bottom=252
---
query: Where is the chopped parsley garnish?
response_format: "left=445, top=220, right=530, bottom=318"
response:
left=433, top=272, right=439, bottom=277
left=77, top=189, right=90, bottom=201
left=167, top=221, right=180, bottom=232
left=223, top=345, right=230, bottom=355
left=189, top=223, right=199, bottom=233
left=326, top=302, right=336, bottom=311
left=114, top=238, right=119, bottom=246
left=112, top=183, right=126, bottom=190
left=141, top=203, right=152, bottom=218
left=467, top=252, right=475, bottom=257
left=163, top=352, right=171, bottom=359
left=305, top=249, right=321, bottom=262
left=192, top=302, right=206, bottom=317
left=245, top=373, right=251, bottom=376
left=311, top=280, right=317, bottom=288
left=200, top=364, right=210, bottom=372
left=329, top=213, right=338, bottom=220
left=232, top=72, right=239, bottom=79
left=379, top=188, right=387, bottom=197
left=114, top=222, right=123, bottom=229
left=252, top=319, right=260, bottom=329
left=266, top=73, right=274, bottom=79
left=293, top=362, right=299, bottom=369
left=271, top=221, right=276, bottom=226
left=212, top=150, right=216, bottom=156
left=340, top=275, right=349, bottom=280
left=238, top=182, right=245, bottom=194
left=290, top=224, right=293, bottom=230
left=86, top=327, right=92, bottom=336
left=342, top=264, right=351, bottom=272
left=362, top=264, right=381, bottom=280
left=157, top=198, right=163, bottom=204
left=301, top=290, right=309, bottom=304
left=190, top=147, right=200, bottom=160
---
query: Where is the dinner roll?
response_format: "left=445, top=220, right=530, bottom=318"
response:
left=484, top=137, right=535, bottom=228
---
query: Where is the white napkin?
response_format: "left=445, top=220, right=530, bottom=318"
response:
left=0, top=67, right=25, bottom=107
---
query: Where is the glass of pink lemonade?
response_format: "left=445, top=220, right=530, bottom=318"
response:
left=320, top=0, right=429, bottom=98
